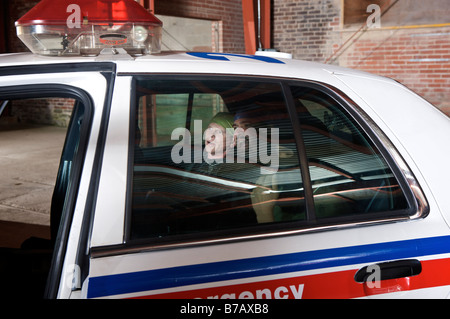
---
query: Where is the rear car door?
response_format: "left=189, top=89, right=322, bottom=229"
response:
left=84, top=73, right=450, bottom=299
left=0, top=62, right=115, bottom=298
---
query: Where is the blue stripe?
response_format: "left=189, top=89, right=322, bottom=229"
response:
left=87, top=235, right=450, bottom=298
left=186, top=52, right=285, bottom=64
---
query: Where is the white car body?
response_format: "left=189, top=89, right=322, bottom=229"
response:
left=1, top=51, right=449, bottom=299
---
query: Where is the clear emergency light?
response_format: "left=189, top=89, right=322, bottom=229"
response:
left=15, top=0, right=162, bottom=56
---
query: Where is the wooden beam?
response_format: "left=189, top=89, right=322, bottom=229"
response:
left=138, top=0, right=154, bottom=12
left=242, top=0, right=256, bottom=54
left=137, top=0, right=156, bottom=146
left=260, top=0, right=271, bottom=49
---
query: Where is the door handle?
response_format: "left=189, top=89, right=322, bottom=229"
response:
left=354, top=259, right=422, bottom=283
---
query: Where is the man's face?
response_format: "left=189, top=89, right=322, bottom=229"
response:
left=233, top=117, right=252, bottom=151
left=204, top=122, right=227, bottom=159
left=233, top=117, right=252, bottom=131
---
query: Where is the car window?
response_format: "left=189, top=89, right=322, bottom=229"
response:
left=127, top=78, right=413, bottom=243
left=291, top=85, right=410, bottom=220
left=129, top=78, right=305, bottom=241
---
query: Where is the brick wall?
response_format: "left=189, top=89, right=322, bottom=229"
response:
left=273, top=0, right=341, bottom=62
left=273, top=0, right=450, bottom=117
left=337, top=27, right=450, bottom=116
left=11, top=98, right=75, bottom=127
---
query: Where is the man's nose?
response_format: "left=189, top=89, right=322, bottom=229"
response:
left=207, top=134, right=215, bottom=142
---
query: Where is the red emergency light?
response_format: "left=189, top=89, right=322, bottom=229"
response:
left=15, top=0, right=163, bottom=56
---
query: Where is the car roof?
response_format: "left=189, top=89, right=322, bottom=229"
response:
left=0, top=51, right=388, bottom=84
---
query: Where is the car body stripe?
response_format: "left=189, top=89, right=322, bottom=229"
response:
left=87, top=235, right=450, bottom=298
left=130, top=257, right=450, bottom=299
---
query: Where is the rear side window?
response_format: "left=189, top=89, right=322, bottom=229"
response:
left=127, top=78, right=413, bottom=243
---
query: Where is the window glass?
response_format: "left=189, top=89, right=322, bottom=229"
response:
left=130, top=79, right=305, bottom=240
left=291, top=86, right=409, bottom=220
left=129, top=80, right=411, bottom=242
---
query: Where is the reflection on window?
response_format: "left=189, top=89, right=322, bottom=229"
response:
left=291, top=86, right=409, bottom=220
left=130, top=79, right=305, bottom=240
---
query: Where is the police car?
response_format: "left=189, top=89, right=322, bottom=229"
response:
left=1, top=0, right=450, bottom=299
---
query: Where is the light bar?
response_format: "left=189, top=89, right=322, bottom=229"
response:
left=15, top=0, right=163, bottom=57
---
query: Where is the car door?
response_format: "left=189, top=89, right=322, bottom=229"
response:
left=84, top=74, right=450, bottom=299
left=0, top=62, right=115, bottom=299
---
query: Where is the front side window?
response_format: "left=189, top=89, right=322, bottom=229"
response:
left=129, top=78, right=305, bottom=240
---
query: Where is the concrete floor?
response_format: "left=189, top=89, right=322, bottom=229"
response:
left=0, top=123, right=66, bottom=247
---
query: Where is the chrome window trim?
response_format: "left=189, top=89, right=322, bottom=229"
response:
left=92, top=216, right=412, bottom=258
left=91, top=75, right=429, bottom=258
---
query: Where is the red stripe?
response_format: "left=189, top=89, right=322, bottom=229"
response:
left=411, top=258, right=450, bottom=290
left=130, top=257, right=450, bottom=299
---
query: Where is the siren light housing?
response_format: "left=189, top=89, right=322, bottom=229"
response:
left=15, top=0, right=163, bottom=57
